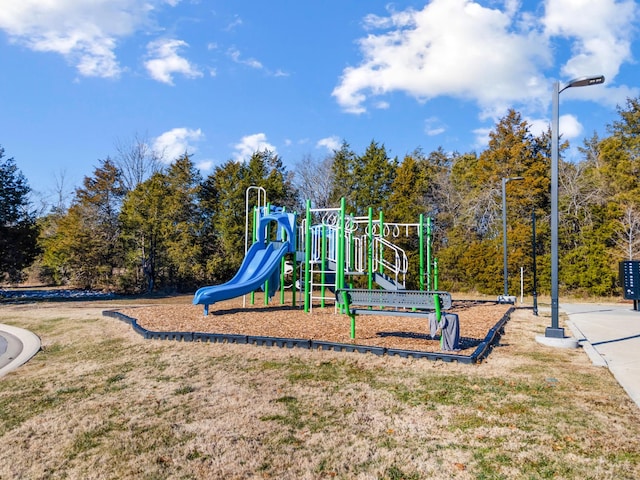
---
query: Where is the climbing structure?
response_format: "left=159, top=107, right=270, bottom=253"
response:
left=193, top=187, right=438, bottom=315
left=299, top=198, right=437, bottom=312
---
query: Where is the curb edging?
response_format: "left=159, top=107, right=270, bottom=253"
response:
left=102, top=306, right=514, bottom=363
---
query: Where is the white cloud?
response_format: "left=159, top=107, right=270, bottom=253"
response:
left=153, top=127, right=204, bottom=163
left=144, top=39, right=202, bottom=85
left=424, top=117, right=446, bottom=136
left=472, top=127, right=492, bottom=150
left=226, top=47, right=288, bottom=77
left=224, top=16, right=243, bottom=32
left=543, top=0, right=636, bottom=81
left=0, top=0, right=159, bottom=78
left=316, top=136, right=341, bottom=152
left=0, top=1, right=205, bottom=82
left=333, top=0, right=637, bottom=120
left=527, top=117, right=549, bottom=138
left=233, top=133, right=276, bottom=162
left=228, top=47, right=263, bottom=69
left=528, top=113, right=582, bottom=140
left=559, top=114, right=583, bottom=140
left=196, top=160, right=214, bottom=172
left=333, top=0, right=549, bottom=116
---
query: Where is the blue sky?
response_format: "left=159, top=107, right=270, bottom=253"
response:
left=0, top=0, right=638, bottom=207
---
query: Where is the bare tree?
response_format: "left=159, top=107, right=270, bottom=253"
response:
left=471, top=185, right=501, bottom=238
left=31, top=169, right=71, bottom=216
left=560, top=160, right=606, bottom=228
left=616, top=204, right=640, bottom=260
left=294, top=154, right=334, bottom=208
left=52, top=170, right=71, bottom=213
left=113, top=133, right=164, bottom=192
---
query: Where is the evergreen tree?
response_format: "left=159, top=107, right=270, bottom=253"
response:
left=328, top=141, right=358, bottom=211
left=120, top=172, right=168, bottom=292
left=438, top=110, right=547, bottom=294
left=200, top=160, right=246, bottom=282
left=602, top=97, right=640, bottom=201
left=119, top=155, right=204, bottom=292
left=247, top=151, right=299, bottom=210
left=39, top=159, right=126, bottom=288
left=598, top=97, right=640, bottom=263
left=22, top=103, right=640, bottom=298
left=387, top=152, right=428, bottom=223
left=0, top=147, right=40, bottom=282
left=352, top=141, right=397, bottom=215
left=162, top=156, right=204, bottom=290
left=199, top=151, right=298, bottom=284
left=386, top=153, right=429, bottom=289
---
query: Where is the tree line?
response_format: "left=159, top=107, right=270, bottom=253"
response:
left=2, top=98, right=640, bottom=297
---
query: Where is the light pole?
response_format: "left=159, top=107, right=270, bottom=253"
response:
left=531, top=210, right=538, bottom=316
left=546, top=75, right=604, bottom=338
left=501, top=176, right=524, bottom=302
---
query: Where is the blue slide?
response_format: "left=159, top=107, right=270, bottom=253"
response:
left=193, top=240, right=290, bottom=315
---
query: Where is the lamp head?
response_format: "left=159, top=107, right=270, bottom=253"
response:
left=561, top=75, right=605, bottom=93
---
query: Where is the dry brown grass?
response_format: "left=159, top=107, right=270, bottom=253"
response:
left=0, top=295, right=639, bottom=480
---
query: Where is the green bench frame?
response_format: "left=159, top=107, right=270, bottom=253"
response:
left=335, top=288, right=452, bottom=339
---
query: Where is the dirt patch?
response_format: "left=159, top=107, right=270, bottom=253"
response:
left=117, top=293, right=513, bottom=355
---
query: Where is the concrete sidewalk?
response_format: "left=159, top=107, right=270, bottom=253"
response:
left=0, top=324, right=41, bottom=378
left=563, top=303, right=640, bottom=409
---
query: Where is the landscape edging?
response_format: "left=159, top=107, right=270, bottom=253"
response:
left=102, top=306, right=514, bottom=363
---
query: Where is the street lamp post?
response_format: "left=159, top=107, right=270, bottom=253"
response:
left=546, top=75, right=605, bottom=338
left=501, top=176, right=524, bottom=302
left=532, top=210, right=538, bottom=316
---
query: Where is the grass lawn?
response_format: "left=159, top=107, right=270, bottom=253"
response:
left=0, top=296, right=639, bottom=479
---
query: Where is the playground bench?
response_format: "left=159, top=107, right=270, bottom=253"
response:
left=335, top=288, right=460, bottom=350
left=335, top=289, right=452, bottom=318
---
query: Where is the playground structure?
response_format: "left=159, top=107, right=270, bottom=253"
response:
left=300, top=197, right=437, bottom=308
left=193, top=186, right=454, bottom=345
left=192, top=204, right=296, bottom=315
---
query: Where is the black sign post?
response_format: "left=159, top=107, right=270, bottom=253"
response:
left=619, top=261, right=640, bottom=311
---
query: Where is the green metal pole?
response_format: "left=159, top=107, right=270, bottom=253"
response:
left=419, top=214, right=425, bottom=291
left=349, top=220, right=356, bottom=275
left=350, top=314, right=356, bottom=339
left=341, top=290, right=356, bottom=339
left=434, top=293, right=443, bottom=348
left=378, top=210, right=384, bottom=275
left=368, top=207, right=374, bottom=289
left=279, top=209, right=287, bottom=305
left=304, top=200, right=312, bottom=312
left=292, top=252, right=297, bottom=308
left=433, top=255, right=442, bottom=348
left=292, top=210, right=297, bottom=308
left=426, top=217, right=432, bottom=291
left=321, top=224, right=326, bottom=308
left=264, top=203, right=271, bottom=305
left=280, top=256, right=286, bottom=305
left=337, top=198, right=346, bottom=311
left=251, top=206, right=258, bottom=305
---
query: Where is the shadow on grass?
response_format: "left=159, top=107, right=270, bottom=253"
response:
left=376, top=331, right=483, bottom=350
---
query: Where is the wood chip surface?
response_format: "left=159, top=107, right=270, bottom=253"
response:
left=117, top=293, right=513, bottom=355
